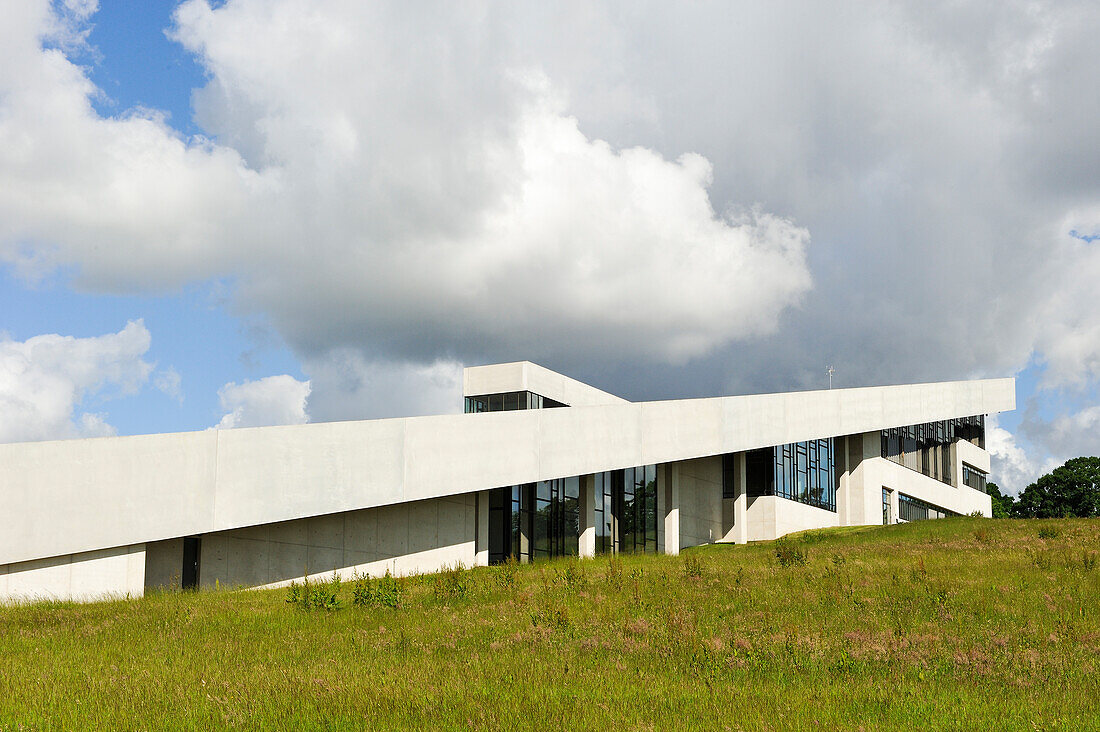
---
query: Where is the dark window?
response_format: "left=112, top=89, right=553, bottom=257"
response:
left=962, top=463, right=987, bottom=493
left=746, top=440, right=836, bottom=512
left=465, top=391, right=567, bottom=413
left=880, top=416, right=985, bottom=486
left=898, top=493, right=958, bottom=522
left=722, top=453, right=737, bottom=499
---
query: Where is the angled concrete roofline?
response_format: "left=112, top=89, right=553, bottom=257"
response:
left=462, top=361, right=629, bottom=406
left=0, top=366, right=1015, bottom=568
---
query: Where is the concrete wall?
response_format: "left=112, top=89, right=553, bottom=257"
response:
left=145, top=538, right=184, bottom=590
left=675, top=457, right=724, bottom=549
left=195, top=494, right=476, bottom=590
left=860, top=457, right=992, bottom=519
left=744, top=496, right=839, bottom=541
left=0, top=374, right=1014, bottom=571
left=1, top=544, right=145, bottom=603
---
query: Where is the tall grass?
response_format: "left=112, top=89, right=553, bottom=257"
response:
left=1, top=517, right=1099, bottom=729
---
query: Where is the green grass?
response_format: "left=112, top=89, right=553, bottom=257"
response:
left=2, top=517, right=1099, bottom=730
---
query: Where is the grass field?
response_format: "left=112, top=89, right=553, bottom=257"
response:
left=1, top=517, right=1099, bottom=730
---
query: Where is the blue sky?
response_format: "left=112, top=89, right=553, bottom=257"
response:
left=2, top=0, right=1099, bottom=493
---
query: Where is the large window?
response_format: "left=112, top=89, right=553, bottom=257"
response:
left=746, top=439, right=836, bottom=512
left=489, top=466, right=657, bottom=564
left=617, top=465, right=658, bottom=554
left=464, top=391, right=566, bottom=413
left=881, top=416, right=986, bottom=486
left=898, top=493, right=958, bottom=522
left=961, top=463, right=988, bottom=493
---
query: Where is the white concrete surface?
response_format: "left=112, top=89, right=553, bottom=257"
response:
left=0, top=361, right=1013, bottom=600
left=197, top=494, right=476, bottom=589
left=675, top=457, right=724, bottom=549
left=1, top=544, right=145, bottom=603
left=463, top=361, right=628, bottom=406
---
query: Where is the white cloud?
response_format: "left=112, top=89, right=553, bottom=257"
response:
left=0, top=0, right=811, bottom=378
left=986, top=413, right=1062, bottom=495
left=303, top=352, right=462, bottom=423
left=214, top=374, right=310, bottom=429
left=1, top=0, right=1100, bottom=482
left=0, top=321, right=152, bottom=443
left=153, top=366, right=183, bottom=404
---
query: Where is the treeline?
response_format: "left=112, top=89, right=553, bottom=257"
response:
left=989, top=456, right=1100, bottom=518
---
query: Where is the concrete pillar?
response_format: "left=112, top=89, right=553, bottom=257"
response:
left=578, top=474, right=596, bottom=558
left=734, top=452, right=748, bottom=544
left=475, top=490, right=489, bottom=567
left=663, top=463, right=680, bottom=555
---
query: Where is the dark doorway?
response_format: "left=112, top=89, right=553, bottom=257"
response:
left=182, top=537, right=201, bottom=590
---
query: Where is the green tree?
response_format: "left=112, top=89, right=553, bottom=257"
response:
left=985, top=481, right=1016, bottom=518
left=1012, top=457, right=1100, bottom=518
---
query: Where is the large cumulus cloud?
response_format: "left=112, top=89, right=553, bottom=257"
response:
left=2, top=0, right=1100, bottom=488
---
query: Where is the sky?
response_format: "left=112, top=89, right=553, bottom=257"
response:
left=1, top=0, right=1099, bottom=495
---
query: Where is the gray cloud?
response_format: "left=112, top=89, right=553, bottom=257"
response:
left=2, top=0, right=1100, bottom=483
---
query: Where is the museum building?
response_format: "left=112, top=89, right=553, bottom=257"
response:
left=0, top=361, right=1014, bottom=602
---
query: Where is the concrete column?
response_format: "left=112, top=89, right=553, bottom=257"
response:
left=663, top=463, right=680, bottom=555
left=578, top=474, right=596, bottom=558
left=734, top=452, right=748, bottom=544
left=475, top=490, right=489, bottom=567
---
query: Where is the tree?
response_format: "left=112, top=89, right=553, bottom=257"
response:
left=985, top=481, right=1016, bottom=519
left=1012, top=457, right=1100, bottom=518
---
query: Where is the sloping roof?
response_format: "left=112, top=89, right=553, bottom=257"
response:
left=0, top=365, right=1014, bottom=566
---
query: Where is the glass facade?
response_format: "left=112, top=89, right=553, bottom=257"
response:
left=488, top=465, right=657, bottom=564
left=464, top=391, right=566, bottom=413
left=745, top=439, right=837, bottom=512
left=880, top=416, right=986, bottom=487
left=961, top=463, right=988, bottom=493
left=898, top=493, right=958, bottom=522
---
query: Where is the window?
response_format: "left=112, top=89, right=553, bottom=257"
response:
left=464, top=391, right=567, bottom=413
left=898, top=493, right=958, bottom=522
left=961, top=463, right=987, bottom=493
left=880, top=416, right=986, bottom=486
left=745, top=439, right=837, bottom=512
left=882, top=488, right=892, bottom=525
left=489, top=466, right=656, bottom=564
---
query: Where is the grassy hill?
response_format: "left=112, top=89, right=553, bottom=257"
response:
left=1, top=517, right=1098, bottom=730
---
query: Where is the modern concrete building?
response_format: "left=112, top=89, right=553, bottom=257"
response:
left=0, top=361, right=1014, bottom=602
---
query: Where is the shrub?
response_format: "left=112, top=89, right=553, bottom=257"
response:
left=774, top=542, right=808, bottom=568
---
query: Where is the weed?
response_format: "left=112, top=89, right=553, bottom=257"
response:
left=286, top=574, right=342, bottom=611
left=432, top=564, right=471, bottom=603
left=1083, top=552, right=1098, bottom=572
left=775, top=542, right=808, bottom=568
left=351, top=570, right=404, bottom=609
left=1039, top=526, right=1060, bottom=540
left=682, top=554, right=704, bottom=580
left=605, top=558, right=624, bottom=589
left=562, top=561, right=588, bottom=592
left=495, top=556, right=519, bottom=589
left=973, top=528, right=990, bottom=544
left=830, top=552, right=847, bottom=567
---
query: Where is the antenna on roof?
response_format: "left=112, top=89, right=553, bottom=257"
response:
left=826, top=365, right=835, bottom=390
